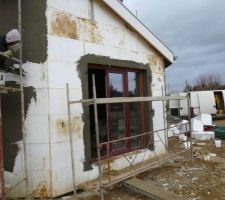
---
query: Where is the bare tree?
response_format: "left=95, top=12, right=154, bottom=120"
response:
left=184, top=73, right=224, bottom=91
left=183, top=83, right=193, bottom=92
left=195, top=73, right=223, bottom=90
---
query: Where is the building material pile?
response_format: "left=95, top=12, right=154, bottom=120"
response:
left=214, top=125, right=225, bottom=139
left=169, top=114, right=215, bottom=141
left=191, top=114, right=215, bottom=140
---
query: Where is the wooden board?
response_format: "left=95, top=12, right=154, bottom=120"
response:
left=123, top=177, right=176, bottom=200
left=70, top=95, right=186, bottom=105
left=0, top=86, right=21, bottom=93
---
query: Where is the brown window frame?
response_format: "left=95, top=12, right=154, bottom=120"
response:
left=88, top=64, right=147, bottom=158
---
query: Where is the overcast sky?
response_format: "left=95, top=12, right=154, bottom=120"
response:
left=124, top=0, right=225, bottom=92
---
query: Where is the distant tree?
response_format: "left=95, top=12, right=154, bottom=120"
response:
left=194, top=73, right=222, bottom=90
left=184, top=73, right=225, bottom=91
left=183, top=83, right=193, bottom=92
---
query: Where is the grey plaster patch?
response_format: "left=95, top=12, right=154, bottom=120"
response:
left=77, top=54, right=154, bottom=171
left=2, top=81, right=37, bottom=172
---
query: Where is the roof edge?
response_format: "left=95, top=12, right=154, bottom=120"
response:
left=102, top=0, right=174, bottom=64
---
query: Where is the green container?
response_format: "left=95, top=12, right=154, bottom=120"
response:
left=214, top=125, right=225, bottom=139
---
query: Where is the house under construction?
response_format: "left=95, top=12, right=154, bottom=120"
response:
left=0, top=0, right=188, bottom=199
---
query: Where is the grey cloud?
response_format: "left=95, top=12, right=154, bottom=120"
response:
left=124, top=0, right=225, bottom=91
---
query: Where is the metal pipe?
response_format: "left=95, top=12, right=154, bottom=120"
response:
left=92, top=75, right=104, bottom=200
left=67, top=81, right=191, bottom=191
left=0, top=52, right=21, bottom=63
left=6, top=178, right=26, bottom=193
left=18, top=0, right=29, bottom=198
left=0, top=96, right=6, bottom=200
left=90, top=0, right=95, bottom=21
left=107, top=143, right=111, bottom=183
left=155, top=131, right=169, bottom=152
left=66, top=83, right=77, bottom=196
left=163, top=72, right=169, bottom=143
left=161, top=86, right=168, bottom=148
left=69, top=95, right=186, bottom=105
left=100, top=123, right=189, bottom=146
left=104, top=149, right=189, bottom=188
left=186, top=81, right=193, bottom=165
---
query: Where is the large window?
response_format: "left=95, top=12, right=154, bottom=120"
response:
left=88, top=65, right=146, bottom=158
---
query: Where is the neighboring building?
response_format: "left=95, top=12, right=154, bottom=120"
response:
left=0, top=0, right=174, bottom=198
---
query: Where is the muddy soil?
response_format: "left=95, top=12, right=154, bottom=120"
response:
left=138, top=140, right=225, bottom=200
left=80, top=146, right=225, bottom=200
left=214, top=119, right=225, bottom=126
left=76, top=119, right=225, bottom=200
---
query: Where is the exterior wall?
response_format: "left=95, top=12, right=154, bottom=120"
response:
left=47, top=0, right=167, bottom=197
left=1, top=0, right=168, bottom=198
left=0, top=0, right=50, bottom=198
left=5, top=62, right=50, bottom=198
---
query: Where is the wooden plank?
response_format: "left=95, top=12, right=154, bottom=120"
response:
left=103, top=149, right=189, bottom=188
left=70, top=95, right=186, bottom=105
left=81, top=150, right=190, bottom=192
left=0, top=51, right=21, bottom=63
left=70, top=99, right=93, bottom=104
left=123, top=178, right=176, bottom=200
left=0, top=96, right=6, bottom=200
left=0, top=86, right=21, bottom=93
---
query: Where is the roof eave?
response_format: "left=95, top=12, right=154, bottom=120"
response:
left=102, top=0, right=174, bottom=65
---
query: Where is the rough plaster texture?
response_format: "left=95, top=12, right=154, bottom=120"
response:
left=1, top=0, right=169, bottom=198
left=46, top=0, right=167, bottom=197
left=0, top=0, right=50, bottom=198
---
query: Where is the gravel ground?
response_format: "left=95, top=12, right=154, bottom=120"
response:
left=64, top=119, right=225, bottom=200
left=80, top=139, right=225, bottom=200
left=214, top=119, right=225, bottom=126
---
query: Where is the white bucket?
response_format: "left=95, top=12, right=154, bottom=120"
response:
left=215, top=140, right=221, bottom=148
left=179, top=134, right=187, bottom=141
left=0, top=70, right=5, bottom=86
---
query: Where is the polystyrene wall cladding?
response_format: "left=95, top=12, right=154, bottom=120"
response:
left=46, top=0, right=167, bottom=196
left=5, top=61, right=52, bottom=198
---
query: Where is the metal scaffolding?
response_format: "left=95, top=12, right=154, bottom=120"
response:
left=0, top=0, right=28, bottom=199
left=66, top=75, right=192, bottom=200
left=18, top=0, right=29, bottom=198
left=0, top=87, right=21, bottom=199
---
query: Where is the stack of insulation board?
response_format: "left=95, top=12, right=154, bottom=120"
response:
left=191, top=114, right=215, bottom=140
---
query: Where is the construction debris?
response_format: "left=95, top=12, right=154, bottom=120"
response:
left=168, top=120, right=189, bottom=136
left=123, top=177, right=176, bottom=200
left=81, top=123, right=225, bottom=200
left=191, top=114, right=215, bottom=140
left=215, top=140, right=222, bottom=147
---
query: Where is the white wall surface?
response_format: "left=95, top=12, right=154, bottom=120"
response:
left=6, top=0, right=169, bottom=198
left=5, top=62, right=51, bottom=198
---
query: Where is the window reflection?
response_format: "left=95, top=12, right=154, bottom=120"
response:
left=109, top=73, right=126, bottom=151
left=128, top=72, right=142, bottom=149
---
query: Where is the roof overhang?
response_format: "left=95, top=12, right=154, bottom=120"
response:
left=102, top=0, right=175, bottom=65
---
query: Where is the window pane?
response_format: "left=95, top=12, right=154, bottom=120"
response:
left=128, top=72, right=142, bottom=148
left=109, top=73, right=126, bottom=151
left=88, top=69, right=108, bottom=158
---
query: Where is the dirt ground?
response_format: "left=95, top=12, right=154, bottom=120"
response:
left=214, top=119, right=225, bottom=126
left=72, top=119, right=225, bottom=200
